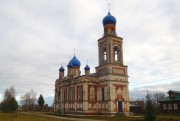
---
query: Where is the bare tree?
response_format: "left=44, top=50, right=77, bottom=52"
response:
left=143, top=91, right=166, bottom=113
left=153, top=92, right=166, bottom=105
left=20, top=89, right=36, bottom=111
left=3, top=86, right=16, bottom=101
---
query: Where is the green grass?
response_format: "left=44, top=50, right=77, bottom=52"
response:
left=0, top=112, right=179, bottom=121
left=107, top=115, right=180, bottom=121
left=28, top=112, right=144, bottom=121
left=156, top=115, right=180, bottom=121
left=0, top=112, right=67, bottom=121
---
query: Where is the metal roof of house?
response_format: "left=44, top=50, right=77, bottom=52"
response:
left=159, top=90, right=180, bottom=102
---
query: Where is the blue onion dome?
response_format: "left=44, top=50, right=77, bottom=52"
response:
left=103, top=12, right=116, bottom=25
left=59, top=66, right=65, bottom=72
left=84, top=65, right=90, bottom=71
left=67, top=61, right=73, bottom=68
left=71, top=56, right=81, bottom=67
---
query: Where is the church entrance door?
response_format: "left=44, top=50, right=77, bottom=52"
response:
left=118, top=101, right=122, bottom=112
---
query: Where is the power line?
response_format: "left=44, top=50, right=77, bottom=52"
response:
left=129, top=75, right=180, bottom=86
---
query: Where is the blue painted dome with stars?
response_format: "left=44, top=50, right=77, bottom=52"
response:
left=103, top=12, right=116, bottom=25
left=84, top=65, right=90, bottom=71
left=59, top=66, right=65, bottom=72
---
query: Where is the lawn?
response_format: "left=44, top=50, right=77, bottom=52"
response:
left=0, top=112, right=179, bottom=121
left=107, top=115, right=180, bottom=121
left=0, top=112, right=67, bottom=121
left=33, top=112, right=180, bottom=121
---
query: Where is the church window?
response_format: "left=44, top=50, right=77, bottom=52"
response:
left=114, top=47, right=119, bottom=62
left=114, top=50, right=118, bottom=61
left=104, top=51, right=107, bottom=61
left=102, top=87, right=104, bottom=101
left=69, top=87, right=75, bottom=102
left=104, top=86, right=109, bottom=101
left=58, top=92, right=61, bottom=100
left=77, top=86, right=83, bottom=101
left=174, top=104, right=178, bottom=109
left=89, top=86, right=95, bottom=101
left=101, top=47, right=107, bottom=63
left=63, top=88, right=67, bottom=102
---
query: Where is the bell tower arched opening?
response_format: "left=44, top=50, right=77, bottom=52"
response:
left=114, top=46, right=120, bottom=62
left=114, top=47, right=118, bottom=62
left=100, top=47, right=107, bottom=64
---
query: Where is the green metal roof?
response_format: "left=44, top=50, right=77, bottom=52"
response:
left=168, top=90, right=180, bottom=94
left=159, top=96, right=180, bottom=102
left=159, top=90, right=180, bottom=102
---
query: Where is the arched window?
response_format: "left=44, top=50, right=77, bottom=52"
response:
left=114, top=47, right=119, bottom=62
left=102, top=47, right=107, bottom=62
left=104, top=51, right=107, bottom=61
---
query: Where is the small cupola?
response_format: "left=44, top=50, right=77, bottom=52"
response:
left=59, top=66, right=65, bottom=72
left=59, top=66, right=65, bottom=79
left=84, top=65, right=90, bottom=71
left=102, top=12, right=117, bottom=36
left=84, top=65, right=90, bottom=75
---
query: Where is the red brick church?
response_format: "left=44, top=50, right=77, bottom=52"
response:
left=54, top=10, right=130, bottom=115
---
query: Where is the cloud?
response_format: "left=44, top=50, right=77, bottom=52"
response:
left=0, top=0, right=180, bottom=104
left=130, top=79, right=180, bottom=100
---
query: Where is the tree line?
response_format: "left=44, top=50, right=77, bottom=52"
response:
left=0, top=86, right=46, bottom=112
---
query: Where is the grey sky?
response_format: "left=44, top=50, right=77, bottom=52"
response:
left=0, top=0, right=180, bottom=104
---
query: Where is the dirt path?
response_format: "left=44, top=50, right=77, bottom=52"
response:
left=21, top=112, right=106, bottom=121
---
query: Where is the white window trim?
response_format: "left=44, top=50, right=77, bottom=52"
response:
left=174, top=104, right=178, bottom=110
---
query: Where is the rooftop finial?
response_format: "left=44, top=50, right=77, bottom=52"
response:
left=108, top=3, right=110, bottom=12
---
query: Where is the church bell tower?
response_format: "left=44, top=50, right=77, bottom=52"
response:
left=96, top=12, right=128, bottom=79
left=96, top=11, right=130, bottom=113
